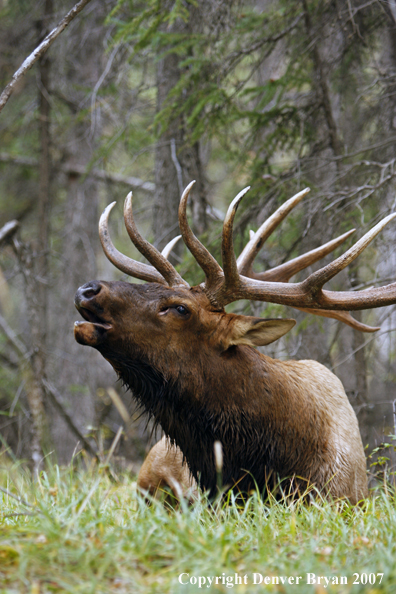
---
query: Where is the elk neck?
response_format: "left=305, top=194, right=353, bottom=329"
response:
left=99, top=341, right=330, bottom=498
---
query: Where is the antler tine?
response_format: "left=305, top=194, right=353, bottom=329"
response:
left=161, top=235, right=182, bottom=259
left=237, top=188, right=310, bottom=275
left=222, top=187, right=251, bottom=288
left=295, top=308, right=380, bottom=333
left=178, top=181, right=223, bottom=287
left=124, top=192, right=189, bottom=288
left=303, top=213, right=396, bottom=295
left=253, top=229, right=356, bottom=282
left=99, top=203, right=166, bottom=284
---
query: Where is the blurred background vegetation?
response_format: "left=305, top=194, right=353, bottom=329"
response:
left=1, top=0, right=396, bottom=475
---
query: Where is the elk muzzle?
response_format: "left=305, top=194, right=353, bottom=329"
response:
left=74, top=281, right=112, bottom=347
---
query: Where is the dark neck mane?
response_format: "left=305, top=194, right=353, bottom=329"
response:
left=103, top=350, right=311, bottom=497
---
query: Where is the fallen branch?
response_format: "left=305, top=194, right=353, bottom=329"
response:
left=103, top=426, right=123, bottom=466
left=0, top=309, right=99, bottom=462
left=0, top=220, right=19, bottom=246
left=42, top=379, right=99, bottom=461
left=63, top=162, right=155, bottom=192
left=0, top=485, right=33, bottom=508
left=0, top=312, right=29, bottom=360
left=0, top=0, right=93, bottom=113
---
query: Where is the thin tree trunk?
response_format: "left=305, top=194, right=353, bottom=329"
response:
left=154, top=41, right=185, bottom=250
left=25, top=0, right=54, bottom=474
left=180, top=142, right=207, bottom=235
left=154, top=11, right=207, bottom=249
left=349, top=271, right=370, bottom=447
left=302, top=0, right=341, bottom=157
left=12, top=240, right=50, bottom=473
left=47, top=0, right=106, bottom=463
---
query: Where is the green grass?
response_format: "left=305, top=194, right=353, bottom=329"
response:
left=1, top=455, right=396, bottom=594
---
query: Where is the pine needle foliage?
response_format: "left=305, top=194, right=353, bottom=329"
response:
left=106, top=0, right=396, bottom=206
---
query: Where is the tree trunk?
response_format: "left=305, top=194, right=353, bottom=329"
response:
left=24, top=0, right=54, bottom=474
left=154, top=11, right=207, bottom=250
left=154, top=43, right=185, bottom=250
left=349, top=271, right=371, bottom=447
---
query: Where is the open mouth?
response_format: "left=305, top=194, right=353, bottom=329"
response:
left=75, top=305, right=112, bottom=330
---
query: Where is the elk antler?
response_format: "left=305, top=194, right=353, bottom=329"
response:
left=237, top=188, right=311, bottom=277
left=217, top=190, right=396, bottom=314
left=123, top=192, right=188, bottom=287
left=234, top=190, right=377, bottom=332
left=178, top=181, right=223, bottom=291
left=99, top=195, right=189, bottom=288
left=178, top=183, right=396, bottom=330
left=100, top=183, right=396, bottom=332
left=161, top=235, right=182, bottom=259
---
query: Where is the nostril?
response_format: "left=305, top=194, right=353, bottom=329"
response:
left=81, top=281, right=102, bottom=299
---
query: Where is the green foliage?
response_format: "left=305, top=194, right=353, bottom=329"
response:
left=109, top=0, right=195, bottom=48
left=0, top=365, right=19, bottom=407
left=369, top=436, right=396, bottom=479
left=108, top=1, right=307, bottom=173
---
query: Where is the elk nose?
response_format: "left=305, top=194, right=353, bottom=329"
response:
left=80, top=281, right=102, bottom=299
left=75, top=281, right=102, bottom=305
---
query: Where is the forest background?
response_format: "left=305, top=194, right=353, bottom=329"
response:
left=1, top=0, right=396, bottom=477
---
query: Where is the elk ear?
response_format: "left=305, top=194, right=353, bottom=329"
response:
left=227, top=316, right=296, bottom=348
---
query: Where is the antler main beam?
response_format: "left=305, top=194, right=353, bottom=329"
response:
left=235, top=275, right=396, bottom=311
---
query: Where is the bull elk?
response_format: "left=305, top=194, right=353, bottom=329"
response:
left=74, top=182, right=396, bottom=504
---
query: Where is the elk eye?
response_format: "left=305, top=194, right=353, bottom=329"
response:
left=175, top=305, right=189, bottom=316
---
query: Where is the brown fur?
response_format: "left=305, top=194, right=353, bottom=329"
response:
left=138, top=436, right=197, bottom=500
left=74, top=280, right=368, bottom=504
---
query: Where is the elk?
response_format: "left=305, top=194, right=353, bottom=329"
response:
left=74, top=182, right=396, bottom=504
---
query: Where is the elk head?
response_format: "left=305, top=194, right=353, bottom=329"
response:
left=74, top=187, right=296, bottom=383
